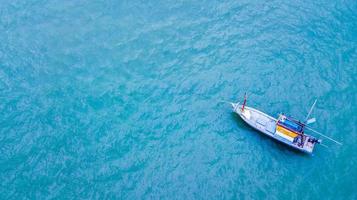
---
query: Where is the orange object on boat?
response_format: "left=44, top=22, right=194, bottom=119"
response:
left=276, top=125, right=298, bottom=138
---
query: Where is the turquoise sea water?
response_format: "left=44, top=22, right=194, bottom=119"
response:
left=1, top=0, right=356, bottom=199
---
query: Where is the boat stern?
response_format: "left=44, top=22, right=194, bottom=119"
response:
left=303, top=136, right=321, bottom=154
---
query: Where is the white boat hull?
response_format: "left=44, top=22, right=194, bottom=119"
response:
left=231, top=103, right=316, bottom=154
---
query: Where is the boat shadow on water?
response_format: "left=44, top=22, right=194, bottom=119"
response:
left=230, top=113, right=310, bottom=156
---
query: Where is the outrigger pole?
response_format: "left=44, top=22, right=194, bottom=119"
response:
left=305, top=126, right=343, bottom=145
left=303, top=99, right=342, bottom=145
left=305, top=99, right=317, bottom=123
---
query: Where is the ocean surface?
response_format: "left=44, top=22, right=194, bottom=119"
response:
left=1, top=0, right=356, bottom=199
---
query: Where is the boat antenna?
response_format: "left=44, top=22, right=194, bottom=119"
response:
left=305, top=126, right=342, bottom=145
left=241, top=92, right=247, bottom=111
left=304, top=99, right=317, bottom=124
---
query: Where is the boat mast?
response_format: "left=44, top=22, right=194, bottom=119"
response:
left=241, top=93, right=247, bottom=111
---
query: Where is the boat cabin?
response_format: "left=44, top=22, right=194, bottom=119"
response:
left=275, top=115, right=305, bottom=143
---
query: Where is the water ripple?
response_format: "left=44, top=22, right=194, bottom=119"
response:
left=0, top=0, right=356, bottom=199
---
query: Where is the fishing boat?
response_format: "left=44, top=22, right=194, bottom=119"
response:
left=229, top=94, right=342, bottom=154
